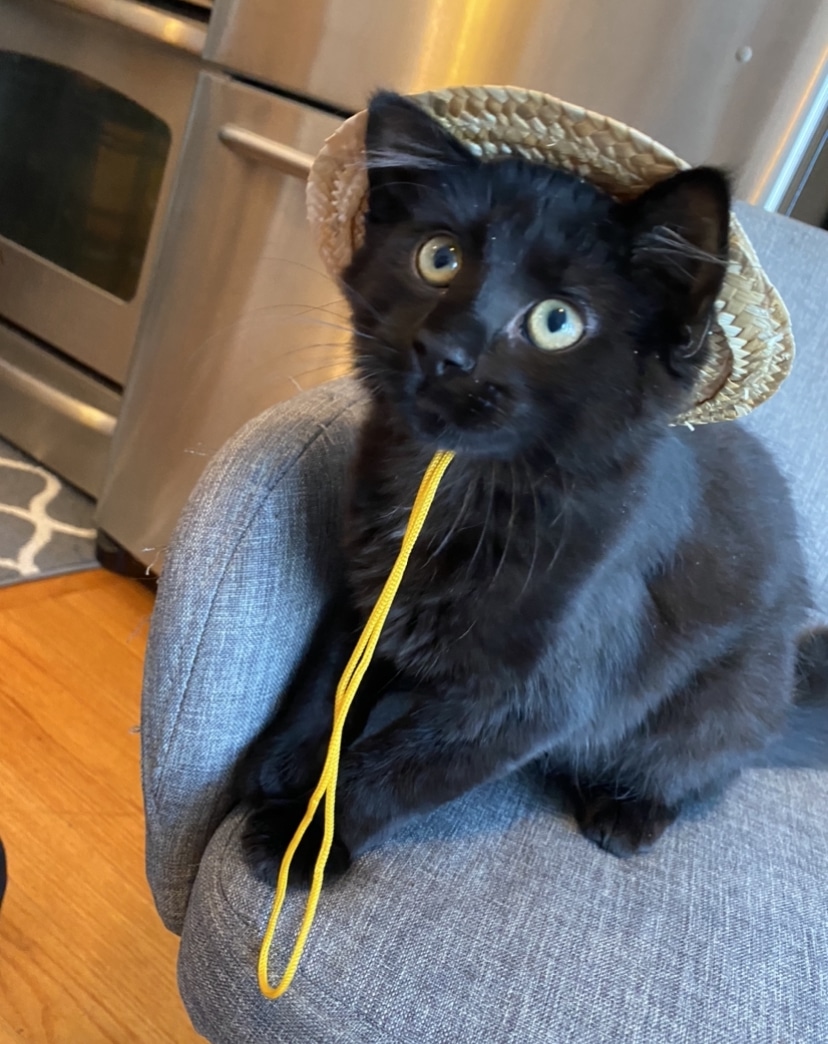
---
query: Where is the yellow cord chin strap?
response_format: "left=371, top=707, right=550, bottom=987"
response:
left=258, top=448, right=455, bottom=999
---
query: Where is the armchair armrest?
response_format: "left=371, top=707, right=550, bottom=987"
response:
left=735, top=204, right=828, bottom=617
left=141, top=378, right=364, bottom=932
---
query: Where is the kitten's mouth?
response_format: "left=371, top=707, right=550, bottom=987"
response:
left=408, top=379, right=515, bottom=454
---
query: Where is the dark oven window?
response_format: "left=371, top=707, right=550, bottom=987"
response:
left=0, top=52, right=171, bottom=301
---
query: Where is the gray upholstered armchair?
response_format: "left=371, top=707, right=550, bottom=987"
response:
left=141, top=204, right=828, bottom=1043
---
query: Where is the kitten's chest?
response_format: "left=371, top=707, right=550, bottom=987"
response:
left=346, top=475, right=607, bottom=683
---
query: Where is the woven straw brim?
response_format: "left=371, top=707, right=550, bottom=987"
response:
left=307, top=85, right=794, bottom=426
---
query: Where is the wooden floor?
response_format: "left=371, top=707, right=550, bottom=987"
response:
left=0, top=571, right=202, bottom=1043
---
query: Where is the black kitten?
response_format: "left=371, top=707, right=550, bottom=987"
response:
left=238, top=91, right=827, bottom=880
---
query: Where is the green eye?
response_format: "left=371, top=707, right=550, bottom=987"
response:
left=415, top=234, right=462, bottom=286
left=526, top=298, right=585, bottom=351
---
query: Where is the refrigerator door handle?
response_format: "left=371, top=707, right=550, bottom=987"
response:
left=218, top=124, right=314, bottom=179
left=57, top=0, right=206, bottom=55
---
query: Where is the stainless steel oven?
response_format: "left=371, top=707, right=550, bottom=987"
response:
left=0, top=0, right=204, bottom=494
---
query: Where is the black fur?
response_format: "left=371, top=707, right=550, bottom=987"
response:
left=237, top=91, right=826, bottom=880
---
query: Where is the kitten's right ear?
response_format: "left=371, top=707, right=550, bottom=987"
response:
left=364, top=91, right=475, bottom=222
left=624, top=167, right=731, bottom=326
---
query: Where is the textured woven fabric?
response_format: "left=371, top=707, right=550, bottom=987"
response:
left=142, top=379, right=366, bottom=932
left=735, top=205, right=828, bottom=614
left=142, top=204, right=828, bottom=1042
left=179, top=771, right=827, bottom=1044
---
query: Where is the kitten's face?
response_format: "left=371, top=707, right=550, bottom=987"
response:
left=343, top=94, right=730, bottom=466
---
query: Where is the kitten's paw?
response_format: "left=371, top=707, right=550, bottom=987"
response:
left=572, top=789, right=676, bottom=858
left=242, top=795, right=352, bottom=885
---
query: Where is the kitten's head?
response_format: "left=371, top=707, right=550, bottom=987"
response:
left=343, top=92, right=730, bottom=468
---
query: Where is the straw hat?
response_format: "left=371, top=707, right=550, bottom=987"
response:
left=306, top=85, right=794, bottom=426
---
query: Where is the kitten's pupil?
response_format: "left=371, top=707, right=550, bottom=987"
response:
left=547, top=307, right=568, bottom=333
left=433, top=246, right=454, bottom=270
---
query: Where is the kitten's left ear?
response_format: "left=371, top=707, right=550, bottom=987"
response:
left=625, top=167, right=731, bottom=327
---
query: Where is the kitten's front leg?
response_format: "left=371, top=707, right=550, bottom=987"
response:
left=244, top=791, right=353, bottom=885
left=240, top=670, right=403, bottom=883
left=243, top=686, right=549, bottom=881
left=332, top=700, right=550, bottom=856
left=238, top=589, right=365, bottom=883
left=241, top=685, right=435, bottom=884
left=552, top=775, right=678, bottom=857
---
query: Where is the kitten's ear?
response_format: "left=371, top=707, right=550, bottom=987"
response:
left=364, top=91, right=475, bottom=222
left=625, top=168, right=731, bottom=326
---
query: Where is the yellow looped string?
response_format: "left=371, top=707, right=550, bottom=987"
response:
left=258, top=448, right=455, bottom=999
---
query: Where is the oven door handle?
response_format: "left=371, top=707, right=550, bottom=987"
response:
left=0, top=356, right=116, bottom=437
left=217, top=125, right=315, bottom=180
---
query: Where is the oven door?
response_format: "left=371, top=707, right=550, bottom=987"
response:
left=0, top=0, right=203, bottom=384
left=96, top=70, right=351, bottom=566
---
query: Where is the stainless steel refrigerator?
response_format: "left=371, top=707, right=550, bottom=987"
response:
left=90, top=0, right=828, bottom=571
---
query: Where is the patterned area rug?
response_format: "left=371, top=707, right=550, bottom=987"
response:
left=0, top=438, right=98, bottom=587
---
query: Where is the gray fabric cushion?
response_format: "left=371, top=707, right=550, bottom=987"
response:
left=142, top=204, right=828, bottom=1042
left=142, top=379, right=365, bottom=932
left=180, top=770, right=827, bottom=1043
left=735, top=204, right=828, bottom=613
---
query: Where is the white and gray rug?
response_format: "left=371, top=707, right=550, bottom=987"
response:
left=0, top=438, right=98, bottom=587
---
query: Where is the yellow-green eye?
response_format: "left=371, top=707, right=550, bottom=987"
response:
left=525, top=298, right=585, bottom=351
left=415, top=234, right=462, bottom=286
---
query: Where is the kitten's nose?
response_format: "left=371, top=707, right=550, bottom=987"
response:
left=413, top=334, right=476, bottom=377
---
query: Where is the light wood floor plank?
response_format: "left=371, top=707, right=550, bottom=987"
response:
left=0, top=571, right=202, bottom=1042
